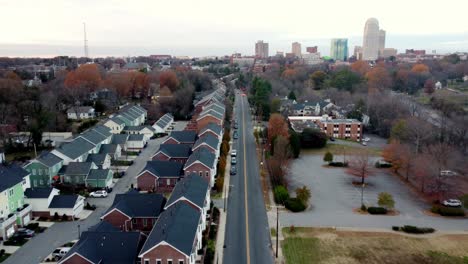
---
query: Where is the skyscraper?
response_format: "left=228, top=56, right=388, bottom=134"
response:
left=379, top=29, right=386, bottom=54
left=292, top=42, right=301, bottom=57
left=255, top=40, right=269, bottom=58
left=362, top=18, right=380, bottom=61
left=330, top=38, right=348, bottom=61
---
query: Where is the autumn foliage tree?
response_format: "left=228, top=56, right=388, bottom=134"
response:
left=267, top=114, right=289, bottom=145
left=351, top=60, right=370, bottom=76
left=159, top=70, right=179, bottom=91
left=64, top=64, right=102, bottom=96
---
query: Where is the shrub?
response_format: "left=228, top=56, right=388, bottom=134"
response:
left=392, top=226, right=400, bottom=231
left=78, top=119, right=98, bottom=133
left=360, top=204, right=367, bottom=211
left=401, top=225, right=435, bottom=234
left=53, top=212, right=59, bottom=220
left=378, top=192, right=395, bottom=209
left=295, top=186, right=311, bottom=205
left=460, top=194, right=468, bottom=209
left=62, top=214, right=68, bottom=221
left=285, top=198, right=306, bottom=212
left=438, top=206, right=465, bottom=216
left=273, top=186, right=289, bottom=204
left=323, top=151, right=333, bottom=163
left=26, top=223, right=39, bottom=230
left=367, top=207, right=388, bottom=215
left=328, top=161, right=348, bottom=167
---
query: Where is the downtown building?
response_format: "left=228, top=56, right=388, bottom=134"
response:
left=255, top=40, right=269, bottom=59
left=330, top=38, right=348, bottom=61
left=362, top=18, right=382, bottom=61
left=292, top=42, right=302, bottom=57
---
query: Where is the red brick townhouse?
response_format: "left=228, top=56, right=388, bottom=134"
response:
left=317, top=118, right=362, bottom=141
left=162, top=131, right=197, bottom=146
left=101, top=192, right=166, bottom=233
left=191, top=134, right=220, bottom=160
left=137, top=161, right=184, bottom=193
left=151, top=144, right=192, bottom=164
left=183, top=149, right=217, bottom=188
left=138, top=202, right=203, bottom=264
left=196, top=108, right=224, bottom=132
left=198, top=122, right=223, bottom=140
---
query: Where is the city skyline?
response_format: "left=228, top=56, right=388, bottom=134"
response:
left=1, top=0, right=468, bottom=57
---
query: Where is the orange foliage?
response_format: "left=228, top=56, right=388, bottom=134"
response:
left=351, top=61, right=370, bottom=76
left=64, top=64, right=102, bottom=93
left=159, top=71, right=179, bottom=91
left=282, top=68, right=297, bottom=79
left=268, top=114, right=289, bottom=144
left=411, top=63, right=429, bottom=73
left=366, top=66, right=391, bottom=89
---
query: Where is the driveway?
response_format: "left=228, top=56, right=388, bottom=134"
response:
left=4, top=130, right=174, bottom=264
left=279, top=154, right=468, bottom=232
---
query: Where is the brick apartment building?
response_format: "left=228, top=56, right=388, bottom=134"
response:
left=317, top=119, right=362, bottom=141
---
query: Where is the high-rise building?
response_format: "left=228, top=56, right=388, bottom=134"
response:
left=354, top=46, right=363, bottom=60
left=379, top=30, right=386, bottom=55
left=306, top=46, right=318, bottom=53
left=292, top=42, right=302, bottom=57
left=255, top=40, right=269, bottom=58
left=382, top=48, right=397, bottom=58
left=362, top=18, right=381, bottom=61
left=330, top=38, right=348, bottom=61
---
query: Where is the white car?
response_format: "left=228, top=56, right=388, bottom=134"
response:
left=361, top=142, right=367, bottom=146
left=440, top=170, right=457, bottom=177
left=231, top=149, right=237, bottom=157
left=442, top=199, right=462, bottom=207
left=52, top=247, right=70, bottom=261
left=89, top=190, right=108, bottom=198
left=363, top=137, right=371, bottom=142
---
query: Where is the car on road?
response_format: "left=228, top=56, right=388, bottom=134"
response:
left=231, top=149, right=237, bottom=157
left=442, top=199, right=462, bottom=207
left=233, top=132, right=238, bottom=139
left=230, top=166, right=237, bottom=175
left=231, top=157, right=237, bottom=165
left=363, top=137, right=371, bottom=142
left=13, top=228, right=35, bottom=238
left=440, top=170, right=457, bottom=177
left=52, top=247, right=70, bottom=261
left=361, top=141, right=367, bottom=146
left=89, top=190, right=108, bottom=198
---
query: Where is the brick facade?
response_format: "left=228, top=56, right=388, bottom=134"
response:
left=317, top=120, right=362, bottom=141
left=152, top=152, right=188, bottom=164
left=137, top=172, right=179, bottom=193
left=102, top=210, right=131, bottom=231
left=61, top=254, right=92, bottom=264
left=140, top=244, right=190, bottom=264
left=184, top=163, right=211, bottom=185
left=196, top=116, right=222, bottom=132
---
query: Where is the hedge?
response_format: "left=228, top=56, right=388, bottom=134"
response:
left=367, top=207, right=388, bottom=215
left=328, top=162, right=348, bottom=167
left=401, top=225, right=435, bottom=234
left=285, top=198, right=306, bottom=212
left=431, top=205, right=465, bottom=216
left=273, top=186, right=289, bottom=204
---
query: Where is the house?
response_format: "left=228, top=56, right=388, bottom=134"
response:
left=192, top=134, right=220, bottom=159
left=59, top=229, right=142, bottom=264
left=91, top=125, right=113, bottom=144
left=67, top=106, right=95, bottom=120
left=52, top=137, right=96, bottom=165
left=137, top=161, right=184, bottom=192
left=183, top=149, right=217, bottom=187
left=198, top=122, right=223, bottom=140
left=151, top=144, right=191, bottom=164
left=86, top=153, right=111, bottom=169
left=24, top=187, right=60, bottom=218
left=48, top=194, right=84, bottom=220
left=60, top=162, right=97, bottom=186
left=99, top=144, right=122, bottom=160
left=76, top=130, right=108, bottom=152
left=123, top=62, right=151, bottom=72
left=196, top=109, right=224, bottom=131
left=86, top=169, right=113, bottom=188
left=103, top=116, right=126, bottom=134
left=291, top=101, right=321, bottom=116
left=138, top=202, right=202, bottom=264
left=111, top=134, right=129, bottom=152
left=162, top=131, right=197, bottom=145
left=24, top=151, right=64, bottom=187
left=152, top=113, right=174, bottom=134
left=124, top=125, right=156, bottom=141
left=165, top=173, right=210, bottom=230
left=127, top=134, right=146, bottom=151
left=0, top=165, right=33, bottom=239
left=101, top=193, right=166, bottom=232
left=116, top=105, right=147, bottom=126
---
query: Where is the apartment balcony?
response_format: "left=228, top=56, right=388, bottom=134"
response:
left=16, top=204, right=32, bottom=219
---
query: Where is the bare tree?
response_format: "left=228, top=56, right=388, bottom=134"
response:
left=267, top=135, right=291, bottom=187
left=346, top=150, right=375, bottom=207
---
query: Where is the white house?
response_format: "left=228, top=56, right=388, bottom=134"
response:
left=103, top=117, right=126, bottom=134
left=48, top=195, right=84, bottom=220
left=126, top=134, right=146, bottom=150
left=123, top=126, right=155, bottom=141
left=67, top=106, right=95, bottom=120
left=152, top=113, right=174, bottom=134
left=24, top=188, right=60, bottom=218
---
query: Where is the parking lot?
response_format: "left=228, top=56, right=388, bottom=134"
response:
left=281, top=153, right=468, bottom=231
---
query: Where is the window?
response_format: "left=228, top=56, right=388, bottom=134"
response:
left=143, top=218, right=148, bottom=227
left=132, top=218, right=137, bottom=224
left=156, top=260, right=162, bottom=264
left=22, top=179, right=26, bottom=185
left=32, top=169, right=36, bottom=175
left=205, top=172, right=209, bottom=178
left=179, top=260, right=184, bottom=264
left=33, top=180, right=37, bottom=186
left=39, top=180, right=44, bottom=185
left=168, top=260, right=173, bottom=264
left=199, top=171, right=202, bottom=177
left=144, top=259, right=150, bottom=264
left=8, top=189, right=14, bottom=197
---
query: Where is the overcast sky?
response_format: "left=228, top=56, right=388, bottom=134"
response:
left=1, top=0, right=467, bottom=57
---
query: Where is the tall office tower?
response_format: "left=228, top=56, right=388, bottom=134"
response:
left=379, top=29, right=386, bottom=56
left=362, top=18, right=380, bottom=61
left=330, top=38, right=348, bottom=61
left=306, top=46, right=318, bottom=53
left=255, top=40, right=269, bottom=58
left=292, top=42, right=302, bottom=57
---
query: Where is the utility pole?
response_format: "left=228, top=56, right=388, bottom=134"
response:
left=271, top=205, right=284, bottom=258
left=83, top=22, right=89, bottom=58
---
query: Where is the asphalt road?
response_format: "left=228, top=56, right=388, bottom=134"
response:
left=223, top=92, right=273, bottom=264
left=3, top=128, right=181, bottom=264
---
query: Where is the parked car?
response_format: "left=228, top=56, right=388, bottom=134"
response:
left=440, top=170, right=457, bottom=177
left=52, top=247, right=70, bottom=261
left=13, top=228, right=35, bottom=238
left=89, top=190, right=108, bottom=198
left=231, top=149, right=237, bottom=157
left=230, top=166, right=237, bottom=175
left=361, top=142, right=367, bottom=146
left=231, top=157, right=237, bottom=165
left=363, top=137, right=371, bottom=142
left=442, top=199, right=462, bottom=207
left=233, top=132, right=239, bottom=139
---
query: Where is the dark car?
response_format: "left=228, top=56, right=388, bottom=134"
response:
left=13, top=228, right=35, bottom=239
left=231, top=157, right=237, bottom=165
left=230, top=166, right=237, bottom=175
left=234, top=123, right=239, bottom=129
left=233, top=132, right=239, bottom=139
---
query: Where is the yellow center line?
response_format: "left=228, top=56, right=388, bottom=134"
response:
left=241, top=97, right=251, bottom=264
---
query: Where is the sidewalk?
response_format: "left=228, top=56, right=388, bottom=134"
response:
left=267, top=210, right=285, bottom=264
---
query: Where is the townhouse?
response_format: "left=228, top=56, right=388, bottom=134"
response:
left=151, top=144, right=192, bottom=164
left=192, top=134, right=220, bottom=160
left=162, top=131, right=197, bottom=146
left=198, top=122, right=223, bottom=140
left=137, top=161, right=184, bottom=193
left=152, top=113, right=174, bottom=134
left=183, top=149, right=217, bottom=187
left=24, top=151, right=63, bottom=187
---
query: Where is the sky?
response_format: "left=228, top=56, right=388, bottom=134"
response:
left=1, top=0, right=467, bottom=58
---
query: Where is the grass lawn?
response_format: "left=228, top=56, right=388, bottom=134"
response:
left=0, top=253, right=11, bottom=263
left=6, top=150, right=36, bottom=162
left=282, top=227, right=468, bottom=264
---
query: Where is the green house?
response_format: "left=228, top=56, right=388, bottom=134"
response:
left=86, top=169, right=113, bottom=188
left=24, top=152, right=63, bottom=188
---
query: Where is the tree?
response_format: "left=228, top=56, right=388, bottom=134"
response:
left=346, top=150, right=375, bottom=207
left=351, top=60, right=370, bottom=76
left=323, top=151, right=333, bottom=163
left=289, top=130, right=301, bottom=159
left=411, top=64, right=429, bottom=74
left=366, top=65, right=392, bottom=90
left=64, top=64, right=102, bottom=95
left=159, top=70, right=179, bottom=91
left=268, top=136, right=291, bottom=187
left=300, top=128, right=327, bottom=149
left=378, top=192, right=395, bottom=209
left=310, top=71, right=327, bottom=90
left=329, top=68, right=361, bottom=92
left=288, top=90, right=297, bottom=100
left=270, top=98, right=281, bottom=113
left=295, top=186, right=311, bottom=205
left=424, top=79, right=435, bottom=94
left=268, top=114, right=289, bottom=145
left=273, top=185, right=289, bottom=204
left=390, top=119, right=408, bottom=141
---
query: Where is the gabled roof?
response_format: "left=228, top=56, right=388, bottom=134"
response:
left=67, top=106, right=94, bottom=114
left=86, top=154, right=109, bottom=167
left=193, top=134, right=219, bottom=151
left=124, top=125, right=155, bottom=132
left=167, top=131, right=197, bottom=143
left=166, top=173, right=209, bottom=210
left=87, top=169, right=111, bottom=180
left=79, top=130, right=106, bottom=146
left=107, top=116, right=126, bottom=126
left=184, top=149, right=216, bottom=169
left=139, top=161, right=183, bottom=178
left=139, top=202, right=201, bottom=257
left=36, top=152, right=63, bottom=167
left=197, top=109, right=223, bottom=121
left=199, top=122, right=222, bottom=137
left=99, top=144, right=119, bottom=155
left=49, top=195, right=79, bottom=208
left=55, top=138, right=95, bottom=160
left=61, top=231, right=141, bottom=264
left=104, top=193, right=166, bottom=218
left=154, top=144, right=192, bottom=158
left=154, top=113, right=173, bottom=129
left=202, top=103, right=225, bottom=115
left=87, top=221, right=119, bottom=232
left=0, top=164, right=30, bottom=192
left=111, top=134, right=129, bottom=145
left=128, top=134, right=144, bottom=141
left=24, top=187, right=55, bottom=199
left=64, top=162, right=93, bottom=176
left=92, top=125, right=112, bottom=138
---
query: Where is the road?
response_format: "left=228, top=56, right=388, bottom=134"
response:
left=3, top=126, right=184, bottom=264
left=223, top=92, right=273, bottom=264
